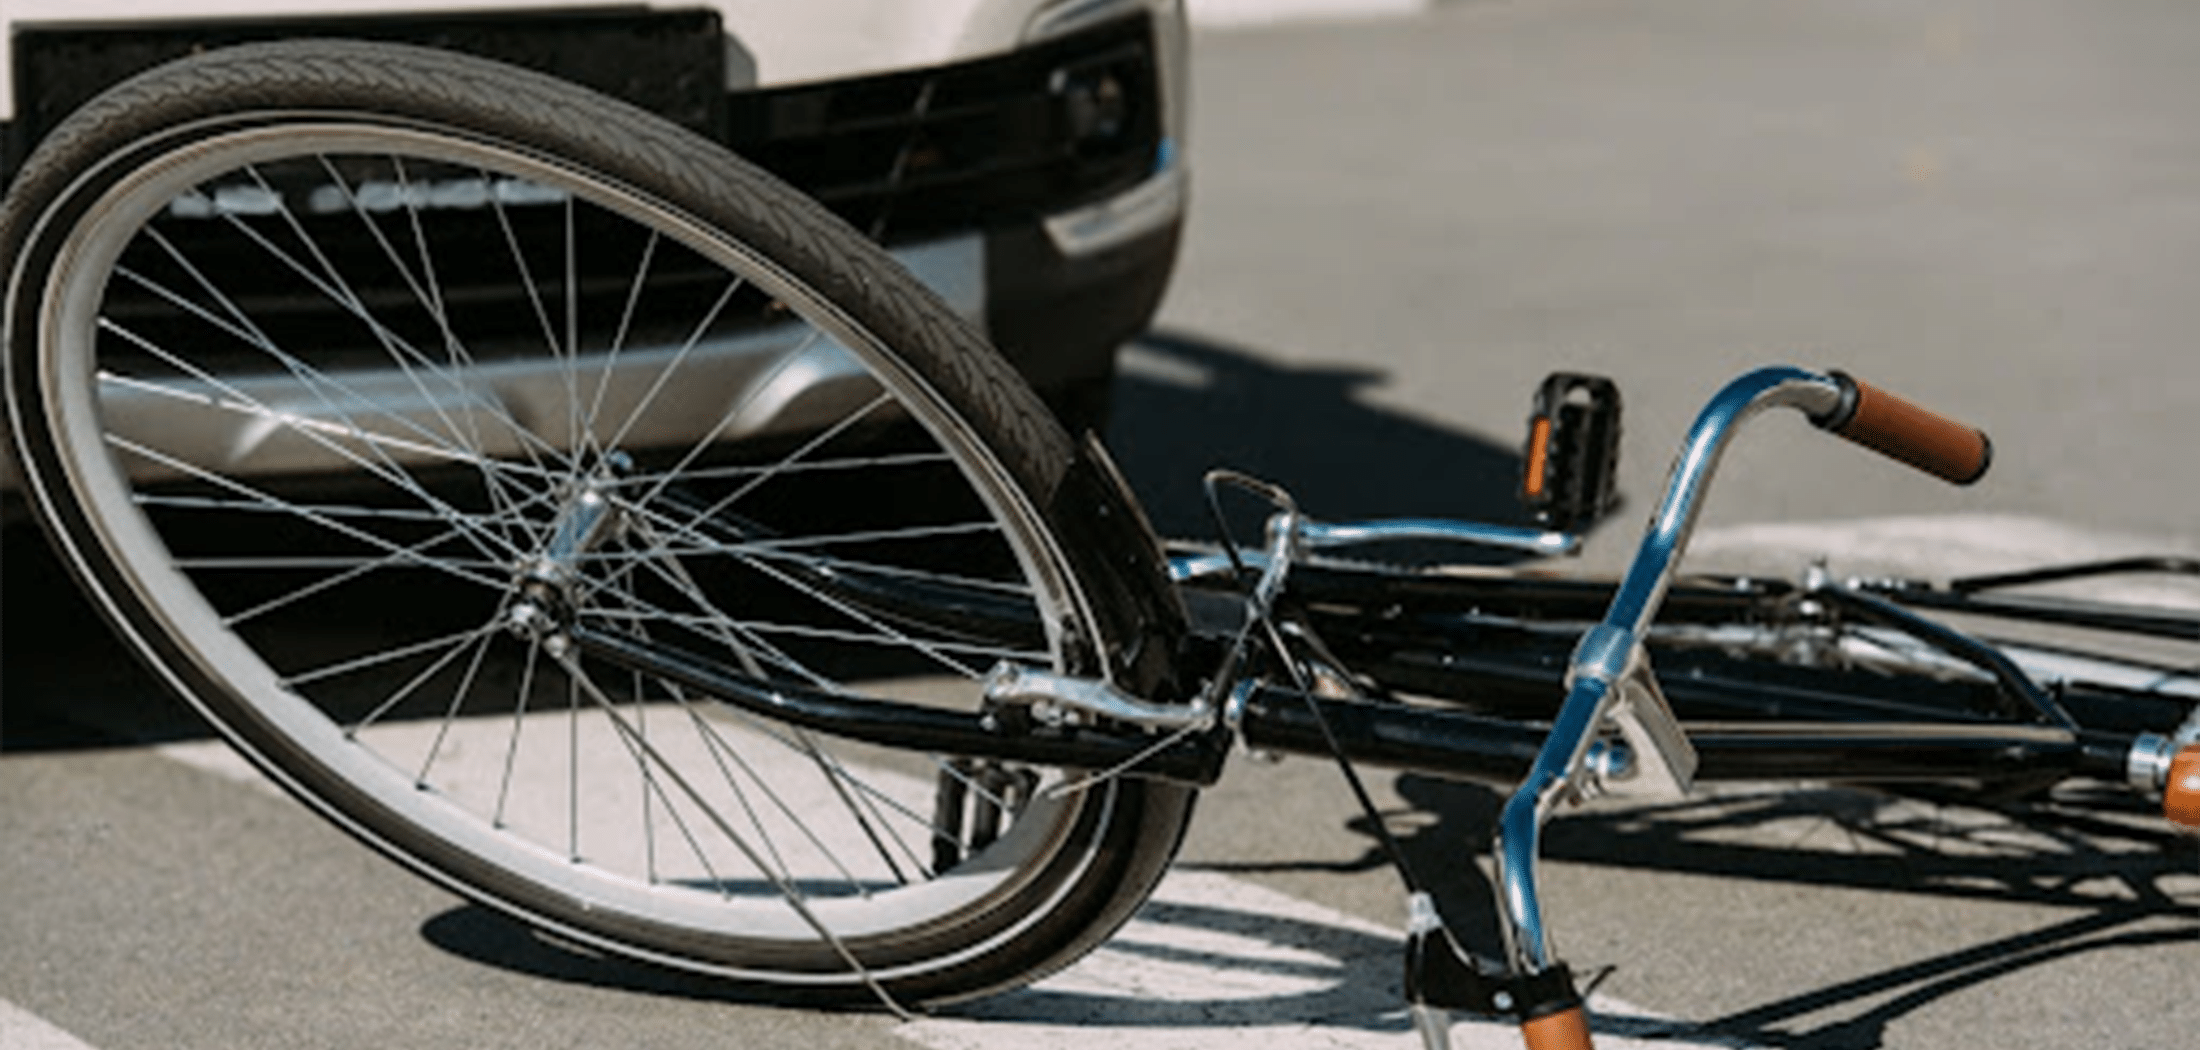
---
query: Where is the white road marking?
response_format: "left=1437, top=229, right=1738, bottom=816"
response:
left=160, top=704, right=946, bottom=895
left=899, top=869, right=1751, bottom=1049
left=158, top=723, right=1753, bottom=1048
left=0, top=999, right=101, bottom=1050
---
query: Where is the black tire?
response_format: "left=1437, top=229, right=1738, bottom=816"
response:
left=1, top=40, right=1193, bottom=1005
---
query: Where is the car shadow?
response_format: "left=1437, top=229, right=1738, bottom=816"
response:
left=1102, top=328, right=1539, bottom=546
left=0, top=522, right=207, bottom=750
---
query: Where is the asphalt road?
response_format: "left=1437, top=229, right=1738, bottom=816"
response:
left=7, top=2, right=2199, bottom=1049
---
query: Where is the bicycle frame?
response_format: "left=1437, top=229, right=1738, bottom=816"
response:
left=573, top=363, right=2200, bottom=1048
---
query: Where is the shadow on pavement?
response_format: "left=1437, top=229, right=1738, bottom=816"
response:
left=1191, top=772, right=2199, bottom=1047
left=0, top=328, right=1541, bottom=751
left=417, top=894, right=1420, bottom=1026
left=0, top=522, right=203, bottom=750
left=417, top=883, right=1698, bottom=1043
left=1104, top=329, right=1534, bottom=544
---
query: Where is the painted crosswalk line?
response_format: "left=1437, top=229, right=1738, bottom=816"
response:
left=156, top=725, right=1751, bottom=1049
left=897, top=869, right=1749, bottom=1049
left=0, top=999, right=101, bottom=1050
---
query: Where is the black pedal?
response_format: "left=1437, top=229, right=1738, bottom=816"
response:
left=1521, top=373, right=1622, bottom=533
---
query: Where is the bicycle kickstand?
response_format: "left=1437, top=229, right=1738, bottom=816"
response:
left=1404, top=890, right=1593, bottom=1050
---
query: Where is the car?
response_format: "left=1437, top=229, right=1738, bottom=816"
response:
left=0, top=0, right=1189, bottom=498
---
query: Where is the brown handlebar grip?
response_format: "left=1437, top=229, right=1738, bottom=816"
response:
left=2166, top=745, right=2200, bottom=830
left=1813, top=371, right=1992, bottom=485
left=1522, top=1005, right=1594, bottom=1050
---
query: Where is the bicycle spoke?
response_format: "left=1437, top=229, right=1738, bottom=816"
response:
left=321, top=154, right=552, bottom=545
left=492, top=642, right=546, bottom=831
left=584, top=549, right=996, bottom=875
left=554, top=649, right=909, bottom=1012
left=673, top=698, right=874, bottom=896
left=586, top=612, right=1021, bottom=856
left=176, top=553, right=505, bottom=572
left=641, top=385, right=887, bottom=533
left=578, top=541, right=1033, bottom=598
left=581, top=610, right=1046, bottom=664
left=479, top=163, right=567, bottom=372
left=234, top=164, right=573, bottom=482
left=590, top=226, right=656, bottom=438
left=612, top=449, right=955, bottom=486
left=627, top=675, right=799, bottom=894
left=106, top=433, right=516, bottom=595
left=137, top=492, right=498, bottom=524
left=597, top=274, right=747, bottom=457
left=207, top=494, right=555, bottom=629
left=96, top=323, right=531, bottom=572
left=593, top=599, right=870, bottom=897
left=414, top=625, right=503, bottom=785
left=107, top=253, right=522, bottom=476
left=189, top=184, right=580, bottom=487
left=300, top=620, right=499, bottom=696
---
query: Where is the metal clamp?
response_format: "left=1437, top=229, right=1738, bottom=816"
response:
left=983, top=663, right=1213, bottom=732
left=1569, top=625, right=1697, bottom=800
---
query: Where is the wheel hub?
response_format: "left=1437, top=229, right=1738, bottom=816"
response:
left=505, top=464, right=632, bottom=650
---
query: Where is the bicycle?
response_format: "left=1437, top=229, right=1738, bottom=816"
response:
left=2, top=41, right=2193, bottom=1050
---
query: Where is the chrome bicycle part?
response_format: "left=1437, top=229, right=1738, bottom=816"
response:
left=1565, top=624, right=1697, bottom=800
left=983, top=663, right=1213, bottom=731
left=2129, top=731, right=2182, bottom=793
left=1163, top=515, right=1581, bottom=583
left=1406, top=892, right=1460, bottom=1050
left=1292, top=517, right=1581, bottom=558
left=1494, top=365, right=1843, bottom=974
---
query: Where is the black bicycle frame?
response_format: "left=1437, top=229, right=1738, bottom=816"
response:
left=571, top=557, right=2175, bottom=792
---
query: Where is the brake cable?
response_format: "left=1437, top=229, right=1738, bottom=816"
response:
left=1201, top=470, right=1426, bottom=896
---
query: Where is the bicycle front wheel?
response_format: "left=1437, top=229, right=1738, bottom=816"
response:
left=1, top=41, right=1192, bottom=1005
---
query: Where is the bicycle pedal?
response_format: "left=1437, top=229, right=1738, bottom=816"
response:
left=1522, top=373, right=1622, bottom=533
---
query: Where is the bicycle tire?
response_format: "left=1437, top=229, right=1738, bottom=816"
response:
left=1, top=39, right=1193, bottom=1005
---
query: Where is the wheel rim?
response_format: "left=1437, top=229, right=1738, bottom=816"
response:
left=27, top=118, right=1117, bottom=978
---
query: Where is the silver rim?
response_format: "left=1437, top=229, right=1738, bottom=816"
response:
left=31, top=120, right=1113, bottom=980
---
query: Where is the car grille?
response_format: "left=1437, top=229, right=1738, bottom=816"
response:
left=101, top=169, right=764, bottom=374
left=10, top=12, right=1165, bottom=377
left=5, top=11, right=1166, bottom=244
left=726, top=14, right=1166, bottom=242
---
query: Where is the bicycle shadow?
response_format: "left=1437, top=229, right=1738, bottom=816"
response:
left=1547, top=782, right=2200, bottom=1047
left=416, top=872, right=1705, bottom=1046
left=415, top=882, right=1427, bottom=1027
left=1189, top=773, right=2200, bottom=1048
left=413, top=811, right=2192, bottom=1049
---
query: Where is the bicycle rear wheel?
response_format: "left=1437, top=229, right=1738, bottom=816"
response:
left=1, top=40, right=1192, bottom=1004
